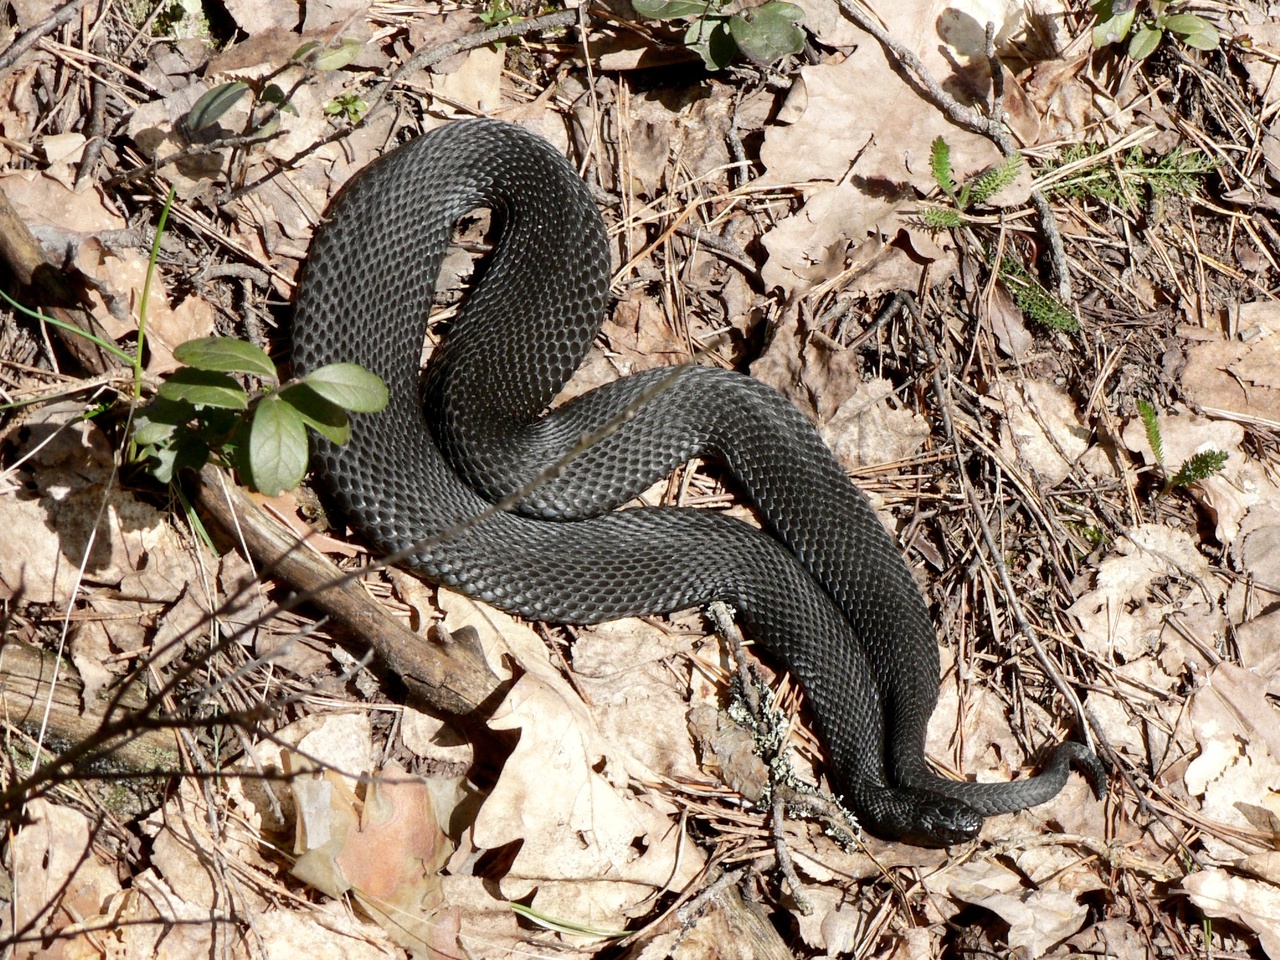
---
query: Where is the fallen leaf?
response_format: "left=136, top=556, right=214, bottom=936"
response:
left=473, top=672, right=702, bottom=931
left=1183, top=663, right=1280, bottom=859
left=1183, top=869, right=1280, bottom=959
left=756, top=6, right=1004, bottom=298
left=0, top=799, right=121, bottom=960
left=989, top=379, right=1090, bottom=487
left=1066, top=523, right=1221, bottom=663
left=944, top=859, right=1090, bottom=958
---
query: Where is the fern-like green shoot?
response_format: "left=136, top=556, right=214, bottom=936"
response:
left=1171, top=449, right=1229, bottom=487
left=1136, top=399, right=1164, bottom=465
left=1047, top=144, right=1216, bottom=206
left=920, top=206, right=963, bottom=228
left=967, top=154, right=1022, bottom=207
left=931, top=136, right=956, bottom=198
left=998, top=257, right=1079, bottom=332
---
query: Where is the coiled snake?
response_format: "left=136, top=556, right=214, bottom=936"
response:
left=292, top=119, right=1105, bottom=846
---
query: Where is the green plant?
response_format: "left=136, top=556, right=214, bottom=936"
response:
left=133, top=337, right=387, bottom=496
left=631, top=0, right=805, bottom=69
left=921, top=137, right=1075, bottom=332
left=1136, top=399, right=1229, bottom=494
left=324, top=92, right=368, bottom=123
left=477, top=0, right=517, bottom=25
left=921, top=136, right=1023, bottom=228
left=1047, top=144, right=1216, bottom=205
left=997, top=256, right=1080, bottom=333
left=1091, top=0, right=1219, bottom=61
left=185, top=38, right=364, bottom=141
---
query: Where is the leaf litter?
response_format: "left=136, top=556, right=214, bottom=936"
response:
left=3, top=0, right=1280, bottom=958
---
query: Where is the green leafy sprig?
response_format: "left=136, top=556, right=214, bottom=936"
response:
left=135, top=337, right=387, bottom=496
left=1136, top=399, right=1229, bottom=494
left=921, top=136, right=1022, bottom=228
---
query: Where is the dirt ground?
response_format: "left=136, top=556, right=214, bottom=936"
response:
left=2, top=0, right=1280, bottom=957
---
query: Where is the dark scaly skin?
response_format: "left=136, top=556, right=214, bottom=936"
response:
left=292, top=119, right=1103, bottom=845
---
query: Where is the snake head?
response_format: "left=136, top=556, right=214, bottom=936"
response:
left=900, top=795, right=984, bottom=847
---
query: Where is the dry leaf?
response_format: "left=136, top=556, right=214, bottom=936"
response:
left=1184, top=663, right=1280, bottom=859
left=473, top=672, right=702, bottom=931
left=571, top=618, right=704, bottom=782
left=989, top=379, right=1090, bottom=487
left=1067, top=523, right=1220, bottom=663
left=1181, top=302, right=1280, bottom=427
left=293, top=762, right=456, bottom=957
left=0, top=799, right=122, bottom=960
left=756, top=5, right=1003, bottom=298
left=944, top=860, right=1090, bottom=958
left=1182, top=869, right=1280, bottom=959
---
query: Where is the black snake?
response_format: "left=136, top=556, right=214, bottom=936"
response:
left=291, top=119, right=1104, bottom=846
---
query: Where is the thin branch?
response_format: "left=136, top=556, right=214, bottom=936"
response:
left=0, top=0, right=92, bottom=75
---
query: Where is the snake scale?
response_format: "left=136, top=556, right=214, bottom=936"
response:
left=292, top=119, right=1105, bottom=846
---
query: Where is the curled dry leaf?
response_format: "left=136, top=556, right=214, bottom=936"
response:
left=942, top=859, right=1090, bottom=959
left=292, top=762, right=456, bottom=957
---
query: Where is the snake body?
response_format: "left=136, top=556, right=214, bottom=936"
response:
left=292, top=119, right=1103, bottom=846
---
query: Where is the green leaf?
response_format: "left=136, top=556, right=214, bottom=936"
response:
left=1136, top=399, right=1164, bottom=465
left=1171, top=449, right=1229, bottom=487
left=931, top=136, right=956, bottom=197
left=1128, top=25, right=1163, bottom=60
left=249, top=395, right=309, bottom=496
left=144, top=433, right=211, bottom=485
left=291, top=41, right=320, bottom=61
left=1162, top=13, right=1208, bottom=35
left=302, top=363, right=389, bottom=413
left=313, top=38, right=364, bottom=71
left=728, top=3, right=805, bottom=66
left=509, top=902, right=629, bottom=938
left=1177, top=21, right=1220, bottom=50
left=279, top=383, right=351, bottom=445
left=633, top=0, right=717, bottom=19
left=186, top=81, right=250, bottom=132
left=259, top=83, right=299, bottom=117
left=157, top=368, right=249, bottom=410
left=132, top=396, right=194, bottom=445
left=1092, top=9, right=1136, bottom=48
left=174, top=337, right=278, bottom=379
left=685, top=15, right=736, bottom=69
left=133, top=420, right=177, bottom=447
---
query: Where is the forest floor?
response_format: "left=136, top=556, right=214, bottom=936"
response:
left=2, top=0, right=1280, bottom=958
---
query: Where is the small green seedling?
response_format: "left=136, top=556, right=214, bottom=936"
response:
left=1136, top=399, right=1229, bottom=495
left=921, top=136, right=1023, bottom=229
left=997, top=257, right=1080, bottom=333
left=1091, top=0, right=1219, bottom=61
left=923, top=137, right=1077, bottom=332
left=134, top=337, right=387, bottom=497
